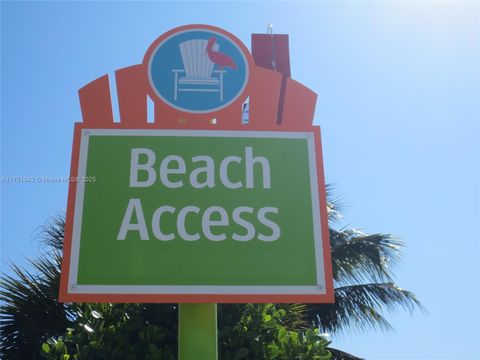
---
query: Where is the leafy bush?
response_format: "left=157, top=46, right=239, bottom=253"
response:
left=219, top=303, right=331, bottom=360
left=40, top=303, right=177, bottom=360
left=39, top=303, right=331, bottom=360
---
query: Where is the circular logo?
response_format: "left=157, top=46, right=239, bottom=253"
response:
left=146, top=27, right=249, bottom=114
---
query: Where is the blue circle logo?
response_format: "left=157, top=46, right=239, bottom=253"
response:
left=147, top=28, right=249, bottom=114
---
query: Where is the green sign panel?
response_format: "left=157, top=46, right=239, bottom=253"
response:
left=67, top=129, right=327, bottom=297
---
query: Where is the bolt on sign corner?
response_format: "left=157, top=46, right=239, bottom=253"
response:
left=59, top=25, right=334, bottom=303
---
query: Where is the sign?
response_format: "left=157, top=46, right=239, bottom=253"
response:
left=59, top=24, right=333, bottom=303
left=146, top=27, right=249, bottom=113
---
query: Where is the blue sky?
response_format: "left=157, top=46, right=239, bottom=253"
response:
left=1, top=1, right=478, bottom=359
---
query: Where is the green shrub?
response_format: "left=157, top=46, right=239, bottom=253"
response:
left=40, top=303, right=331, bottom=360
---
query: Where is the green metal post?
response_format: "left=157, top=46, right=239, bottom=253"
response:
left=178, top=303, right=218, bottom=360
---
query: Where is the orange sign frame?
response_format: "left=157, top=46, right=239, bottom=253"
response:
left=59, top=24, right=334, bottom=303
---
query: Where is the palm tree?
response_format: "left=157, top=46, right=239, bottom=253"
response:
left=310, top=229, right=424, bottom=333
left=307, top=191, right=424, bottom=334
left=0, top=217, right=73, bottom=359
left=0, top=192, right=423, bottom=359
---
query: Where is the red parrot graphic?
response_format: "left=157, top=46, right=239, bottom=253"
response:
left=205, top=37, right=237, bottom=70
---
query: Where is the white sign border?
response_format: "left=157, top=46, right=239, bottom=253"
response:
left=68, top=129, right=326, bottom=295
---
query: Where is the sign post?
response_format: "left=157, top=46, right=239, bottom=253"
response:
left=179, top=303, right=217, bottom=360
left=59, top=24, right=334, bottom=359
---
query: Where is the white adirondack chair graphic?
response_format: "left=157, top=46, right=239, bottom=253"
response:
left=172, top=39, right=226, bottom=102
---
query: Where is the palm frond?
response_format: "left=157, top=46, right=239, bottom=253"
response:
left=0, top=253, right=72, bottom=358
left=326, top=184, right=344, bottom=224
left=36, top=213, right=65, bottom=251
left=309, top=283, right=425, bottom=334
left=278, top=303, right=309, bottom=330
left=330, top=229, right=403, bottom=285
left=329, top=347, right=365, bottom=360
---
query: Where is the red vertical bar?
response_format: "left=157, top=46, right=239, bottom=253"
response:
left=115, top=65, right=148, bottom=127
left=248, top=67, right=282, bottom=129
left=251, top=34, right=291, bottom=77
left=252, top=34, right=291, bottom=125
left=282, top=78, right=317, bottom=130
left=78, top=75, right=114, bottom=126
